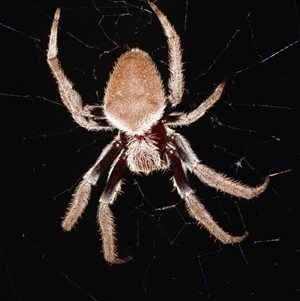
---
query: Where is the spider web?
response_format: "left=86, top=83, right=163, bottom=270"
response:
left=1, top=0, right=299, bottom=300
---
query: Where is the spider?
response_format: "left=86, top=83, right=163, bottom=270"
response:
left=47, top=2, right=269, bottom=264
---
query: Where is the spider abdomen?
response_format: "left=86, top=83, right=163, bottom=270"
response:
left=104, top=48, right=166, bottom=135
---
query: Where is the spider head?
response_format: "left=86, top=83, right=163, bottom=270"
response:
left=103, top=48, right=166, bottom=135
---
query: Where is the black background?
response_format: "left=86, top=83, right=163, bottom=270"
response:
left=1, top=0, right=299, bottom=300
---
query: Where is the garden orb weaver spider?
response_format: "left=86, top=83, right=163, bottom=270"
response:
left=47, top=2, right=269, bottom=264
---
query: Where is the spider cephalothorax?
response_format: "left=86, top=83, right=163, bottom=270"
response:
left=47, top=2, right=269, bottom=264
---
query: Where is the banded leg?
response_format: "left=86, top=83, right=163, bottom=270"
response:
left=171, top=133, right=269, bottom=199
left=62, top=139, right=123, bottom=231
left=166, top=144, right=248, bottom=244
left=97, top=152, right=132, bottom=264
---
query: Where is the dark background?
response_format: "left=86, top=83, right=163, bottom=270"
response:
left=1, top=0, right=299, bottom=300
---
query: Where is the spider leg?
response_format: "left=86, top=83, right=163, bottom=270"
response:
left=166, top=144, right=248, bottom=244
left=98, top=152, right=132, bottom=264
left=171, top=133, right=269, bottom=199
left=164, top=79, right=227, bottom=127
left=62, top=139, right=123, bottom=231
left=150, top=2, right=184, bottom=106
left=47, top=8, right=112, bottom=131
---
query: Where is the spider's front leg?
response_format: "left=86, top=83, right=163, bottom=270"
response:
left=172, top=133, right=269, bottom=199
left=166, top=144, right=248, bottom=244
left=62, top=140, right=122, bottom=230
left=97, top=152, right=132, bottom=264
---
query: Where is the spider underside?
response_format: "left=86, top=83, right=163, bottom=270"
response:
left=47, top=2, right=269, bottom=264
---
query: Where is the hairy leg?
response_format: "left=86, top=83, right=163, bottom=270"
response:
left=165, top=80, right=226, bottom=127
left=47, top=8, right=111, bottom=131
left=171, top=133, right=269, bottom=199
left=97, top=152, right=131, bottom=264
left=62, top=139, right=122, bottom=231
left=166, top=144, right=248, bottom=244
left=150, top=2, right=184, bottom=106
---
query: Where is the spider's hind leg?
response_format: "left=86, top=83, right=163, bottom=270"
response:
left=150, top=2, right=184, bottom=107
left=47, top=8, right=111, bottom=131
